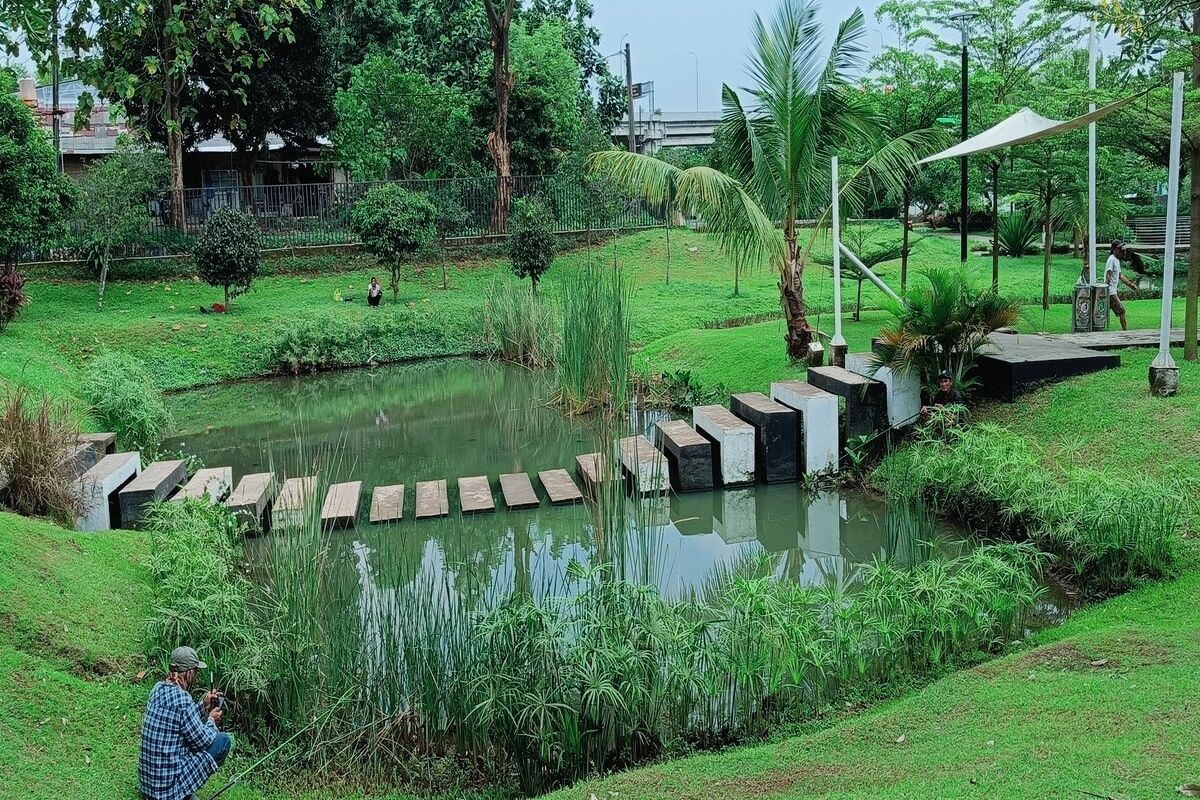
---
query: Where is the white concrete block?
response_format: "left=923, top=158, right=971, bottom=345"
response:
left=714, top=488, right=757, bottom=544
left=615, top=435, right=668, bottom=495
left=845, top=354, right=921, bottom=429
left=770, top=381, right=839, bottom=475
left=692, top=405, right=755, bottom=485
left=76, top=452, right=140, bottom=531
left=804, top=490, right=841, bottom=557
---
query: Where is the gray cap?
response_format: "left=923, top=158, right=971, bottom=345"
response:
left=169, top=646, right=207, bottom=672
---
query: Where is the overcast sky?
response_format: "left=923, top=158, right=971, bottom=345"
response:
left=593, top=0, right=892, bottom=114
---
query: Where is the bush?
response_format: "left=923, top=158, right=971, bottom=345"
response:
left=79, top=351, right=171, bottom=452
left=194, top=207, right=261, bottom=308
left=508, top=196, right=556, bottom=292
left=996, top=212, right=1040, bottom=257
left=0, top=386, right=84, bottom=524
left=484, top=278, right=559, bottom=367
left=350, top=184, right=437, bottom=303
left=0, top=264, right=27, bottom=333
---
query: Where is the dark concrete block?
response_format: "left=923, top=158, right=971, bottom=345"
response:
left=118, top=459, right=187, bottom=529
left=806, top=366, right=887, bottom=443
left=655, top=420, right=713, bottom=492
left=730, top=392, right=798, bottom=483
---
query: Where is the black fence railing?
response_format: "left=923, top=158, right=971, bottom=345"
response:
left=28, top=174, right=666, bottom=263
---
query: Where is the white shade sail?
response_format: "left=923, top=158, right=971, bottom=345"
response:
left=917, top=94, right=1143, bottom=164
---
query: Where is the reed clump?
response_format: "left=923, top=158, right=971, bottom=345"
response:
left=556, top=263, right=631, bottom=414
left=483, top=277, right=559, bottom=368
left=0, top=386, right=84, bottom=524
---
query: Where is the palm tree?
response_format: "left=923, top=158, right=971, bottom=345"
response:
left=589, top=0, right=945, bottom=359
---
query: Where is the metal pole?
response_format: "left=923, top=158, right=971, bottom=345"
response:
left=51, top=0, right=61, bottom=171
left=689, top=51, right=699, bottom=112
left=1087, top=20, right=1097, bottom=284
left=832, top=156, right=846, bottom=350
left=624, top=43, right=635, bottom=153
left=1155, top=71, right=1184, bottom=371
left=959, top=24, right=969, bottom=264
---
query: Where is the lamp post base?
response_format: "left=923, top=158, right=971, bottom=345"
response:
left=806, top=342, right=824, bottom=368
left=1149, top=364, right=1180, bottom=397
left=830, top=341, right=848, bottom=368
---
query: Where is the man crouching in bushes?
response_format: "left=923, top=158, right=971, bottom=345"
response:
left=138, top=646, right=232, bottom=800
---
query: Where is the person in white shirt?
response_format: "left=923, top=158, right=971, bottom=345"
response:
left=1104, top=241, right=1139, bottom=331
left=367, top=276, right=383, bottom=307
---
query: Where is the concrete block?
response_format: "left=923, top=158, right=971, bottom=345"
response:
left=226, top=473, right=277, bottom=533
left=171, top=467, right=232, bottom=504
left=845, top=354, right=921, bottom=429
left=118, top=460, right=187, bottom=529
left=616, top=435, right=668, bottom=495
left=273, top=476, right=318, bottom=529
left=806, top=366, right=887, bottom=442
left=654, top=419, right=713, bottom=492
left=321, top=480, right=363, bottom=528
left=76, top=452, right=140, bottom=531
left=770, top=381, right=839, bottom=476
left=730, top=392, right=798, bottom=483
left=692, top=405, right=755, bottom=486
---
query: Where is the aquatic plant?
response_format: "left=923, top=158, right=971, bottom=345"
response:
left=483, top=277, right=558, bottom=368
left=556, top=262, right=631, bottom=414
left=78, top=350, right=172, bottom=452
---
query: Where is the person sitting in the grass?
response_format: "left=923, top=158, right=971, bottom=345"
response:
left=1106, top=241, right=1140, bottom=331
left=138, top=646, right=232, bottom=800
left=921, top=370, right=963, bottom=420
left=367, top=276, right=383, bottom=307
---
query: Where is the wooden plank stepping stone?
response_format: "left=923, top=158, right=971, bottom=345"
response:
left=369, top=484, right=405, bottom=523
left=273, top=476, right=317, bottom=530
left=616, top=434, right=668, bottom=495
left=76, top=452, right=140, bottom=531
left=771, top=381, right=839, bottom=476
left=730, top=392, right=798, bottom=484
left=119, top=459, right=187, bottom=530
left=655, top=419, right=713, bottom=493
left=226, top=473, right=277, bottom=533
left=171, top=467, right=232, bottom=503
left=499, top=472, right=540, bottom=510
left=574, top=453, right=608, bottom=493
left=320, top=481, right=362, bottom=529
left=458, top=476, right=495, bottom=514
left=538, top=469, right=583, bottom=505
left=692, top=406, right=755, bottom=486
left=415, top=480, right=449, bottom=519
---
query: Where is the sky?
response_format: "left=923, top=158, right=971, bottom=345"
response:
left=592, top=0, right=892, bottom=114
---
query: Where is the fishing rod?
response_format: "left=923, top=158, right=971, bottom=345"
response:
left=205, top=689, right=355, bottom=800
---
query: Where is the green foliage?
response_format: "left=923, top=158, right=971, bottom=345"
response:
left=350, top=184, right=437, bottom=302
left=557, top=262, right=631, bottom=413
left=997, top=212, right=1041, bottom=258
left=507, top=196, right=556, bottom=290
left=194, top=207, right=261, bottom=307
left=334, top=57, right=476, bottom=180
left=0, top=387, right=83, bottom=524
left=79, top=351, right=171, bottom=452
left=484, top=277, right=558, bottom=367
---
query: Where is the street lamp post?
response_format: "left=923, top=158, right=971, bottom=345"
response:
left=949, top=11, right=976, bottom=265
left=689, top=51, right=699, bottom=112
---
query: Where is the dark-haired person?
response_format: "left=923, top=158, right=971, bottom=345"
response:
left=367, top=276, right=383, bottom=307
left=1105, top=241, right=1139, bottom=331
left=920, top=370, right=962, bottom=420
left=138, top=646, right=232, bottom=800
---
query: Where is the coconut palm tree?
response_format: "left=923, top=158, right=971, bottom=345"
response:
left=589, top=0, right=946, bottom=359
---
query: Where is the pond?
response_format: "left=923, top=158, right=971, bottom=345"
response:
left=162, top=358, right=971, bottom=602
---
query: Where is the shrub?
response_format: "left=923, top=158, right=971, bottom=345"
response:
left=350, top=184, right=437, bottom=303
left=0, top=264, right=27, bottom=333
left=484, top=278, right=558, bottom=367
left=0, top=386, right=84, bottom=524
left=997, top=212, right=1040, bottom=257
left=194, top=207, right=261, bottom=308
left=508, top=196, right=556, bottom=292
left=79, top=351, right=171, bottom=451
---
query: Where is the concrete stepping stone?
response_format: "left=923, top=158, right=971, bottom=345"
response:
left=171, top=467, right=232, bottom=504
left=845, top=353, right=921, bottom=429
left=730, top=392, right=798, bottom=484
left=714, top=488, right=757, bottom=544
left=226, top=473, right=277, bottom=533
left=616, top=434, right=668, bottom=495
left=499, top=473, right=540, bottom=510
left=320, top=481, right=362, bottom=529
left=770, top=381, right=839, bottom=476
left=415, top=480, right=449, bottom=519
left=574, top=453, right=609, bottom=494
left=369, top=484, right=405, bottom=524
left=538, top=469, right=583, bottom=505
left=76, top=451, right=140, bottom=531
left=458, top=476, right=495, bottom=514
left=68, top=440, right=102, bottom=477
left=119, top=459, right=187, bottom=530
left=78, top=432, right=116, bottom=456
left=273, top=476, right=317, bottom=529
left=806, top=366, right=888, bottom=443
left=692, top=405, right=755, bottom=486
left=655, top=420, right=713, bottom=493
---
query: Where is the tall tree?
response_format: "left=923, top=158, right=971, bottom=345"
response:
left=483, top=0, right=516, bottom=232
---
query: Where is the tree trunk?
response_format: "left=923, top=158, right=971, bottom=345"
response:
left=780, top=232, right=811, bottom=360
left=97, top=249, right=110, bottom=311
left=391, top=265, right=400, bottom=303
left=165, top=86, right=185, bottom=232
left=991, top=160, right=1000, bottom=290
left=485, top=0, right=515, bottom=234
left=1187, top=4, right=1200, bottom=360
left=224, top=284, right=230, bottom=309
left=900, top=181, right=911, bottom=293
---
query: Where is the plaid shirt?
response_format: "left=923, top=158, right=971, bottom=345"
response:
left=138, top=681, right=219, bottom=800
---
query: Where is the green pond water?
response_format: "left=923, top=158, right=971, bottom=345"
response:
left=161, top=358, right=978, bottom=603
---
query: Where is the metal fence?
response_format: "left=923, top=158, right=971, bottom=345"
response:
left=29, top=174, right=666, bottom=263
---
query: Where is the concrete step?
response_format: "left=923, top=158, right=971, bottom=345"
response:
left=730, top=392, right=798, bottom=483
left=806, top=366, right=888, bottom=442
left=654, top=419, right=713, bottom=493
left=538, top=469, right=583, bottom=505
left=369, top=484, right=405, bottom=523
left=499, top=472, right=540, bottom=510
left=770, top=381, right=839, bottom=476
left=458, top=476, right=496, bottom=514
left=415, top=480, right=449, bottom=519
left=616, top=434, right=668, bottom=495
left=171, top=467, right=232, bottom=504
left=76, top=451, right=140, bottom=531
left=226, top=473, right=277, bottom=533
left=844, top=353, right=921, bottom=428
left=320, top=481, right=362, bottom=529
left=273, top=476, right=317, bottom=529
left=692, top=405, right=755, bottom=486
left=118, top=460, right=187, bottom=530
left=574, top=453, right=608, bottom=494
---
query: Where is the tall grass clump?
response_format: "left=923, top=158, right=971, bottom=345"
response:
left=0, top=386, right=84, bottom=523
left=557, top=263, right=631, bottom=414
left=875, top=422, right=1187, bottom=593
left=483, top=277, right=559, bottom=368
left=79, top=350, right=171, bottom=451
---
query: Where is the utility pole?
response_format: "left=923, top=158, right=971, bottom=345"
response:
left=950, top=11, right=976, bottom=264
left=51, top=0, right=61, bottom=171
left=689, top=51, right=699, bottom=112
left=624, top=42, right=635, bottom=153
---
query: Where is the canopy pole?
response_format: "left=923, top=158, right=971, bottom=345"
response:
left=1087, top=20, right=1098, bottom=285
left=839, top=244, right=902, bottom=304
left=831, top=156, right=846, bottom=364
left=1151, top=72, right=1183, bottom=395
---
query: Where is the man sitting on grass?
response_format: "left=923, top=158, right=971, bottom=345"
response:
left=920, top=370, right=963, bottom=421
left=138, top=646, right=232, bottom=800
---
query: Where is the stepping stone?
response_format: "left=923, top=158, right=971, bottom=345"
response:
left=714, top=489, right=757, bottom=545
left=806, top=365, right=888, bottom=443
left=415, top=480, right=449, bottom=519
left=538, top=469, right=583, bottom=505
left=574, top=453, right=609, bottom=494
left=692, top=405, right=755, bottom=486
left=770, top=381, right=839, bottom=476
left=320, top=481, right=362, bottom=529
left=226, top=473, right=277, bottom=534
left=171, top=467, right=232, bottom=504
left=730, top=392, right=798, bottom=483
left=499, top=472, right=540, bottom=510
left=68, top=440, right=102, bottom=477
left=273, top=476, right=318, bottom=530
left=76, top=452, right=140, bottom=532
left=369, top=484, right=405, bottom=524
left=845, top=353, right=921, bottom=429
left=655, top=420, right=713, bottom=493
left=119, top=459, right=187, bottom=530
left=78, top=432, right=117, bottom=456
left=803, top=491, right=842, bottom=558
left=616, top=434, right=668, bottom=495
left=458, top=476, right=495, bottom=514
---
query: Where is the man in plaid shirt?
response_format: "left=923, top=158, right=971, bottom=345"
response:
left=138, top=646, right=234, bottom=800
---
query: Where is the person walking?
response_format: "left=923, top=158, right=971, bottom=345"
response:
left=367, top=276, right=383, bottom=308
left=1105, top=241, right=1139, bottom=331
left=138, top=646, right=232, bottom=800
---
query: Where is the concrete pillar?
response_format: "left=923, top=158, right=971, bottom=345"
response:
left=692, top=405, right=756, bottom=486
left=769, top=381, right=839, bottom=476
left=655, top=420, right=714, bottom=492
left=730, top=392, right=798, bottom=483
